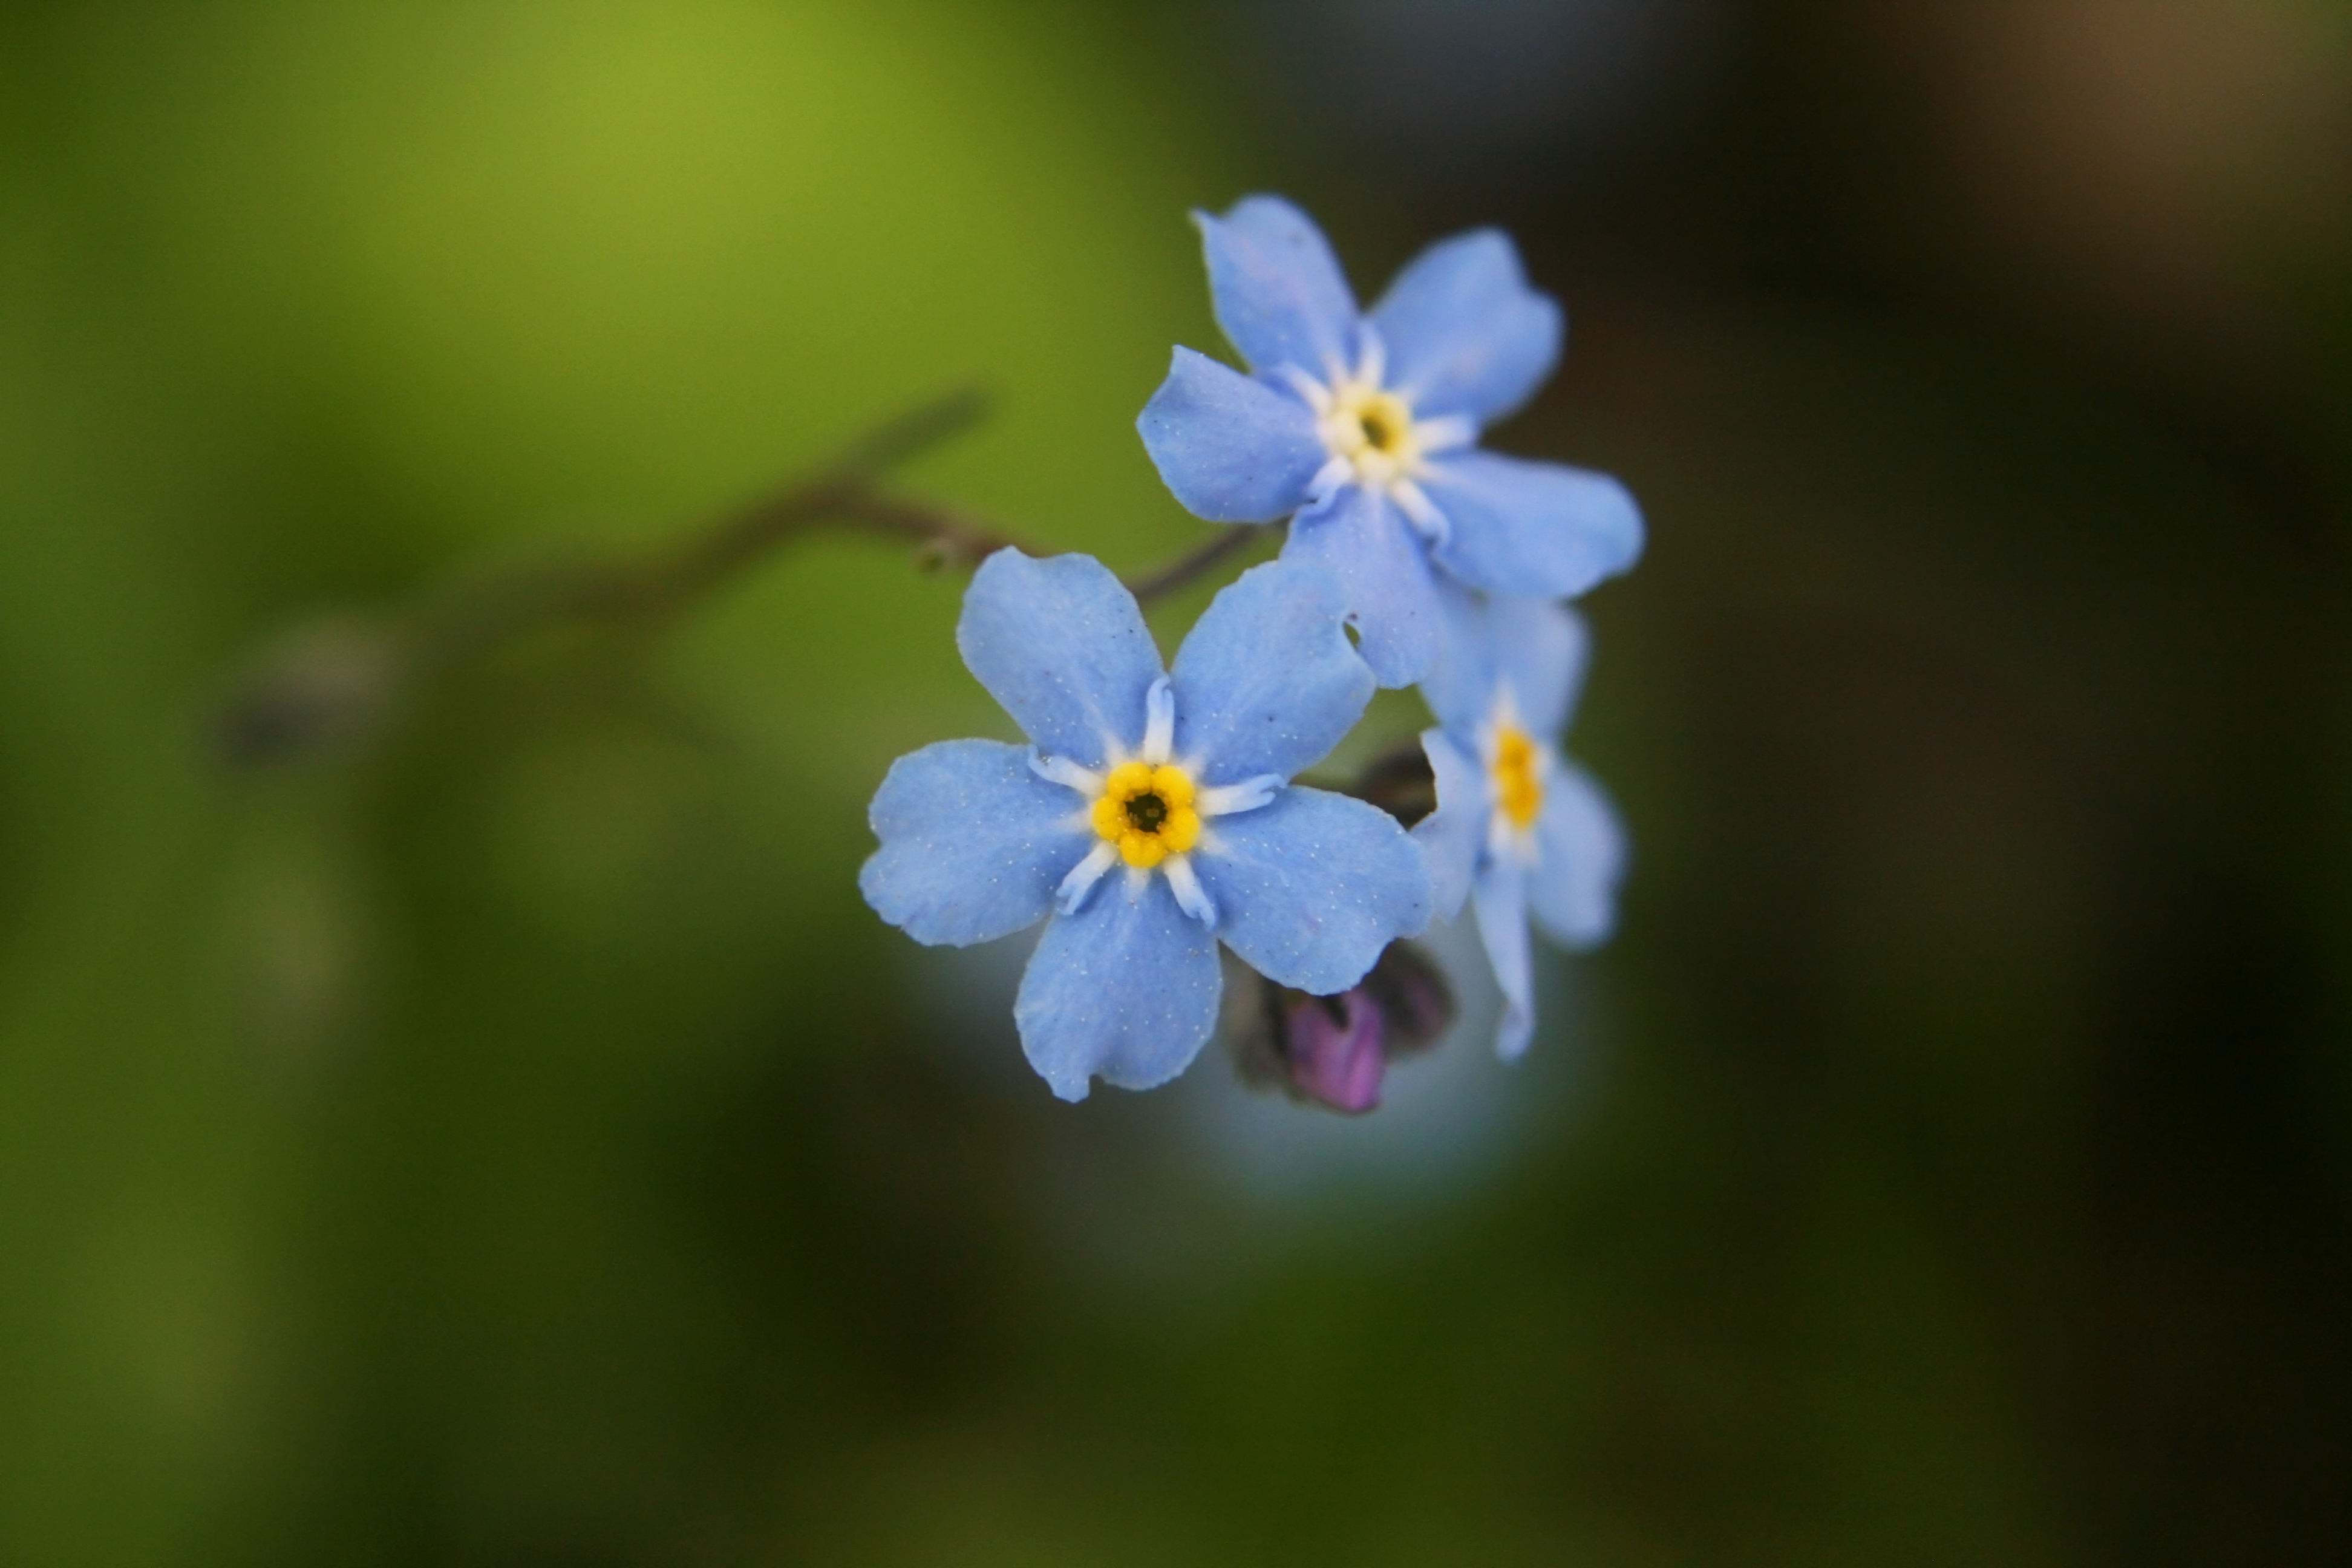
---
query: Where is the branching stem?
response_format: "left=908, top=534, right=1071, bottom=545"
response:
left=1121, top=523, right=1273, bottom=604
left=210, top=390, right=1284, bottom=769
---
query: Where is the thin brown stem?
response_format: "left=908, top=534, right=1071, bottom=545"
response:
left=641, top=388, right=1004, bottom=607
left=213, top=390, right=1011, bottom=768
left=1341, top=738, right=1438, bottom=828
left=1122, top=524, right=1275, bottom=604
left=210, top=388, right=1282, bottom=771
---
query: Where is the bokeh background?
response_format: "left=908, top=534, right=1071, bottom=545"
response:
left=5, top=0, right=2351, bottom=1561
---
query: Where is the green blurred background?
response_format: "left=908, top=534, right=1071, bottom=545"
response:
left=4, top=0, right=2351, bottom=1561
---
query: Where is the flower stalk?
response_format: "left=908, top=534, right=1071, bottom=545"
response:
left=210, top=389, right=1272, bottom=772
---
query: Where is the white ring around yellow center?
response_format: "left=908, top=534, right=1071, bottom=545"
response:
left=1318, top=382, right=1423, bottom=487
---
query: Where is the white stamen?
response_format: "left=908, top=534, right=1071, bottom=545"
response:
left=1279, top=364, right=1334, bottom=415
left=1414, top=414, right=1477, bottom=454
left=1306, top=455, right=1354, bottom=504
left=1030, top=752, right=1103, bottom=795
left=1391, top=479, right=1447, bottom=543
left=1197, top=774, right=1282, bottom=817
left=1353, top=322, right=1388, bottom=390
left=1488, top=682, right=1526, bottom=737
left=1141, top=676, right=1177, bottom=764
left=1055, top=841, right=1119, bottom=914
left=1165, top=855, right=1218, bottom=928
left=1488, top=809, right=1540, bottom=867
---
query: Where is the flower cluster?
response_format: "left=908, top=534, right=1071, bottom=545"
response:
left=863, top=198, right=1637, bottom=1105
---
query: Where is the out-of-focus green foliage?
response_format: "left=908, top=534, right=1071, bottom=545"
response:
left=0, top=2, right=1240, bottom=1558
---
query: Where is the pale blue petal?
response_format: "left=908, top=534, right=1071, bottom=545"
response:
left=1422, top=587, right=1590, bottom=741
left=1014, top=872, right=1223, bottom=1102
left=1422, top=451, right=1644, bottom=601
left=1196, top=195, right=1358, bottom=378
left=1472, top=860, right=1536, bottom=1060
left=860, top=739, right=1088, bottom=947
left=1495, top=596, right=1590, bottom=740
left=1193, top=787, right=1432, bottom=996
left=1410, top=728, right=1485, bottom=922
left=1370, top=229, right=1562, bottom=424
left=1527, top=761, right=1627, bottom=949
left=1169, top=559, right=1372, bottom=785
left=1137, top=348, right=1327, bottom=523
left=1418, top=579, right=1500, bottom=737
left=956, top=550, right=1163, bottom=769
left=1282, top=485, right=1442, bottom=688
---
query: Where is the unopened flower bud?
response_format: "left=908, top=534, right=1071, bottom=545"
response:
left=1283, top=989, right=1387, bottom=1113
left=1357, top=938, right=1454, bottom=1057
left=1222, top=941, right=1457, bottom=1114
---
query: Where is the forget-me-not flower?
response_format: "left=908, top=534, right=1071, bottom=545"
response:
left=1137, top=195, right=1644, bottom=688
left=861, top=549, right=1432, bottom=1102
left=1413, top=589, right=1627, bottom=1059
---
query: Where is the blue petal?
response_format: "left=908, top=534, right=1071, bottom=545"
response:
left=1169, top=559, right=1373, bottom=785
left=1137, top=348, right=1327, bottom=523
left=1192, top=786, right=1432, bottom=996
left=1494, top=595, right=1590, bottom=739
left=957, top=550, right=1163, bottom=769
left=1422, top=451, right=1644, bottom=601
left=1422, top=587, right=1590, bottom=742
left=1370, top=229, right=1562, bottom=424
left=1527, top=760, right=1627, bottom=949
left=1196, top=195, right=1358, bottom=378
left=1471, top=860, right=1536, bottom=1060
left=1417, top=579, right=1499, bottom=738
left=1410, top=728, right=1485, bottom=922
left=1014, top=872, right=1223, bottom=1102
left=860, top=739, right=1088, bottom=946
left=1282, top=485, right=1442, bottom=688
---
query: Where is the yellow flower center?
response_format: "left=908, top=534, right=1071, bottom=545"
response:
left=1491, top=725, right=1543, bottom=832
left=1320, top=385, right=1421, bottom=485
left=1356, top=400, right=1405, bottom=453
left=1090, top=761, right=1203, bottom=869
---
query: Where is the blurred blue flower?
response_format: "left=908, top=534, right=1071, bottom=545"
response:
left=1413, top=589, right=1626, bottom=1059
left=1138, top=195, right=1643, bottom=687
left=862, top=550, right=1431, bottom=1102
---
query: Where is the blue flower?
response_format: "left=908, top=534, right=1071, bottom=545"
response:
left=1413, top=589, right=1627, bottom=1059
left=1137, top=195, right=1644, bottom=688
left=861, top=550, right=1432, bottom=1102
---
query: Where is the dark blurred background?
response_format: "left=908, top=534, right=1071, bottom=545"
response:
left=4, top=1, right=2350, bottom=1561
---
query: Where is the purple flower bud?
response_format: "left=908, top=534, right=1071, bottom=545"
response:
left=1222, top=942, right=1457, bottom=1114
left=1283, top=990, right=1387, bottom=1114
left=1361, top=940, right=1452, bottom=1055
